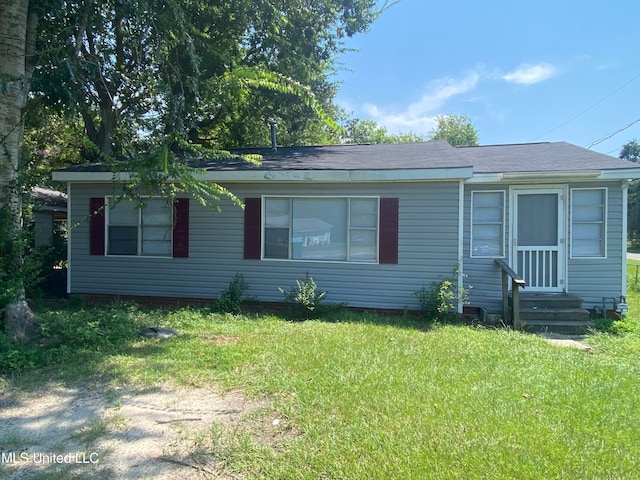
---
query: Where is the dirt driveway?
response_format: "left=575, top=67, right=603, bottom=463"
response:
left=0, top=383, right=264, bottom=479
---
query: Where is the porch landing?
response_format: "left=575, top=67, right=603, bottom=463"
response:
left=510, top=293, right=594, bottom=335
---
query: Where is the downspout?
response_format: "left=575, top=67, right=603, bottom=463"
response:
left=66, top=182, right=71, bottom=295
left=457, top=179, right=465, bottom=313
left=622, top=181, right=629, bottom=297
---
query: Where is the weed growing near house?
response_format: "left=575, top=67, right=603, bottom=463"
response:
left=217, top=273, right=250, bottom=314
left=278, top=273, right=328, bottom=319
left=587, top=260, right=640, bottom=355
left=415, top=267, right=470, bottom=322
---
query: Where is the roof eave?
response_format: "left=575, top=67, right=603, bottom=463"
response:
left=53, top=167, right=474, bottom=183
left=466, top=168, right=640, bottom=184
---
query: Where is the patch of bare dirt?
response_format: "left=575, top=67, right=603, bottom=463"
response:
left=0, top=383, right=264, bottom=479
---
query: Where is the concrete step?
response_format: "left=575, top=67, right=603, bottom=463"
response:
left=517, top=318, right=595, bottom=335
left=520, top=307, right=591, bottom=322
left=511, top=293, right=592, bottom=334
left=515, top=293, right=584, bottom=310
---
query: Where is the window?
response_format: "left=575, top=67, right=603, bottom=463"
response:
left=107, top=197, right=173, bottom=256
left=471, top=191, right=504, bottom=257
left=571, top=188, right=606, bottom=258
left=263, top=197, right=379, bottom=262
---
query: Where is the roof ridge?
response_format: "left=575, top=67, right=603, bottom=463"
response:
left=456, top=142, right=553, bottom=149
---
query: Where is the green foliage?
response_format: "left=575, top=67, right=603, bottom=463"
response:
left=23, top=104, right=85, bottom=185
left=619, top=139, right=640, bottom=162
left=0, top=300, right=144, bottom=374
left=30, top=0, right=383, bottom=156
left=217, top=273, right=250, bottom=314
left=116, top=147, right=247, bottom=210
left=594, top=315, right=635, bottom=334
left=414, top=279, right=457, bottom=322
left=342, top=117, right=426, bottom=144
left=0, top=332, right=39, bottom=370
left=0, top=202, right=32, bottom=309
left=39, top=301, right=142, bottom=349
left=593, top=262, right=640, bottom=335
left=427, top=113, right=479, bottom=147
left=1, top=195, right=67, bottom=308
left=620, top=140, right=640, bottom=245
left=415, top=268, right=471, bottom=322
left=278, top=274, right=327, bottom=319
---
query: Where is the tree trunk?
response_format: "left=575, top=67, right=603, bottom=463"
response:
left=0, top=0, right=38, bottom=341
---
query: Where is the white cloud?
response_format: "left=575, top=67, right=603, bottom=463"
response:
left=503, top=63, right=556, bottom=85
left=362, top=71, right=480, bottom=134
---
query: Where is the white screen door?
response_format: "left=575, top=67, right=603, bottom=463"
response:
left=513, top=188, right=565, bottom=291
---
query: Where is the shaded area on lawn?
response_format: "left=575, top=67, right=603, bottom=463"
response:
left=1, top=294, right=639, bottom=479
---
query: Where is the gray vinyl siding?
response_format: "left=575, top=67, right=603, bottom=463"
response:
left=462, top=181, right=627, bottom=313
left=567, top=182, right=625, bottom=309
left=462, top=185, right=510, bottom=312
left=68, top=181, right=462, bottom=309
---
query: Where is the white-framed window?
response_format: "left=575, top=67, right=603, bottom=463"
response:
left=571, top=188, right=607, bottom=258
left=107, top=197, right=173, bottom=256
left=263, top=196, right=379, bottom=263
left=471, top=191, right=505, bottom=257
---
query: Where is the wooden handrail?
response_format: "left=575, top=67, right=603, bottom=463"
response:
left=495, top=259, right=526, bottom=327
left=495, top=259, right=526, bottom=287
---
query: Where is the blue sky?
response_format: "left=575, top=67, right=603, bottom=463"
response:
left=333, top=0, right=640, bottom=156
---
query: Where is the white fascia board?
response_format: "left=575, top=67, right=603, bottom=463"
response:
left=52, top=171, right=133, bottom=182
left=597, top=168, right=640, bottom=180
left=197, top=167, right=473, bottom=182
left=465, top=173, right=504, bottom=184
left=466, top=169, right=640, bottom=184
left=345, top=167, right=473, bottom=182
left=54, top=167, right=474, bottom=183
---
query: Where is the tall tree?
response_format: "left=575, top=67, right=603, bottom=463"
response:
left=427, top=114, right=479, bottom=147
left=1, top=0, right=387, bottom=335
left=342, top=117, right=426, bottom=144
left=620, top=139, right=640, bottom=163
left=32, top=0, right=383, bottom=155
left=620, top=139, right=640, bottom=245
left=0, top=0, right=39, bottom=339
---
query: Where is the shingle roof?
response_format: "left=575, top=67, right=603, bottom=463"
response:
left=55, top=141, right=640, bottom=175
left=204, top=140, right=466, bottom=170
left=31, top=187, right=67, bottom=208
left=456, top=141, right=637, bottom=173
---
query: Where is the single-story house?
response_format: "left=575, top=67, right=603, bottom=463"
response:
left=31, top=187, right=67, bottom=246
left=52, top=141, right=640, bottom=329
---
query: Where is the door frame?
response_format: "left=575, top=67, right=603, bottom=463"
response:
left=509, top=185, right=567, bottom=292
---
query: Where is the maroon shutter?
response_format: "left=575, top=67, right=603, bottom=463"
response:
left=379, top=197, right=399, bottom=264
left=173, top=198, right=189, bottom=258
left=244, top=197, right=262, bottom=259
left=89, top=197, right=106, bottom=255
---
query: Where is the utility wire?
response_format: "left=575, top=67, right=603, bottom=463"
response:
left=532, top=71, right=640, bottom=141
left=606, top=147, right=620, bottom=155
left=587, top=117, right=640, bottom=149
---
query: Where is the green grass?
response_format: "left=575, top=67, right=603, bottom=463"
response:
left=2, top=289, right=640, bottom=479
left=587, top=259, right=640, bottom=356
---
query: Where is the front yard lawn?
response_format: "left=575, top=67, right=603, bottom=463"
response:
left=2, top=276, right=640, bottom=478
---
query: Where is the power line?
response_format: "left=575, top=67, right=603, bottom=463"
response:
left=532, top=71, right=640, bottom=141
left=587, top=117, right=640, bottom=149
left=606, top=147, right=620, bottom=155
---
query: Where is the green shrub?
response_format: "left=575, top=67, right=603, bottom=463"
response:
left=594, top=315, right=637, bottom=334
left=217, top=273, right=250, bottom=314
left=415, top=268, right=470, bottom=322
left=279, top=274, right=327, bottom=319
left=39, top=301, right=142, bottom=351
left=0, top=332, right=39, bottom=371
